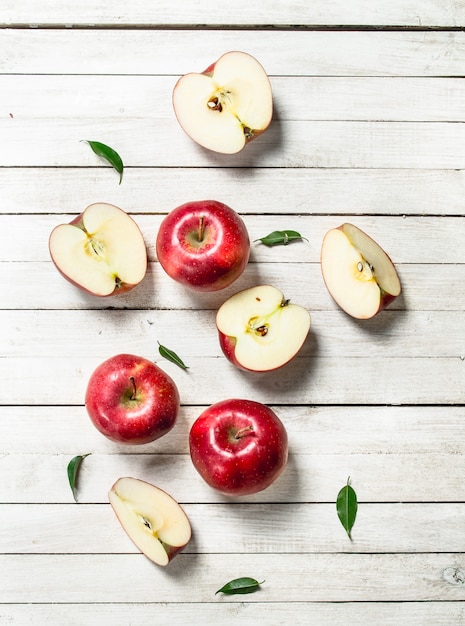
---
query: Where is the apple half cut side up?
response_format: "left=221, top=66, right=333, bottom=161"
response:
left=49, top=202, right=147, bottom=296
left=172, top=51, right=273, bottom=154
left=321, top=223, right=401, bottom=320
left=109, top=477, right=192, bottom=566
left=216, top=285, right=311, bottom=372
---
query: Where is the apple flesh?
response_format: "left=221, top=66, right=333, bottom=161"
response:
left=216, top=285, right=311, bottom=372
left=172, top=51, right=273, bottom=154
left=156, top=199, right=250, bottom=292
left=321, top=223, right=401, bottom=319
left=189, top=399, right=288, bottom=496
left=49, top=202, right=147, bottom=297
left=109, top=477, right=191, bottom=566
left=85, top=354, right=180, bottom=445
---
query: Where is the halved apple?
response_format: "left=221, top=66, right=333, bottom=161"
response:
left=172, top=51, right=273, bottom=154
left=49, top=202, right=147, bottom=296
left=321, top=223, right=401, bottom=319
left=109, top=477, right=192, bottom=567
left=216, top=284, right=311, bottom=372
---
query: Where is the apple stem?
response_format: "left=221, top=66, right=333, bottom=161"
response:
left=198, top=216, right=205, bottom=242
left=235, top=425, right=254, bottom=439
left=129, top=376, right=137, bottom=401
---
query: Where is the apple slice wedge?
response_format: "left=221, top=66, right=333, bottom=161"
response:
left=172, top=51, right=273, bottom=154
left=216, top=284, right=311, bottom=372
left=109, top=477, right=191, bottom=566
left=49, top=202, right=147, bottom=296
left=321, top=223, right=401, bottom=319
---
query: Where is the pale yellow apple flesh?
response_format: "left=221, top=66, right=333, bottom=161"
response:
left=321, top=223, right=401, bottom=319
left=49, top=203, right=147, bottom=296
left=217, top=285, right=311, bottom=371
left=173, top=51, right=273, bottom=154
left=109, top=477, right=191, bottom=566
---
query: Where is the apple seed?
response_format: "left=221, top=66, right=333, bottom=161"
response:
left=207, top=97, right=222, bottom=112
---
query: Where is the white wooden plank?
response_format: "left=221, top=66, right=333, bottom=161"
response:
left=3, top=262, right=464, bottom=311
left=1, top=353, right=463, bottom=405
left=2, top=405, right=464, bottom=455
left=3, top=310, right=464, bottom=359
left=1, top=602, right=463, bottom=626
left=2, top=451, right=465, bottom=504
left=1, top=30, right=465, bottom=76
left=2, top=118, right=465, bottom=169
left=5, top=75, right=465, bottom=122
left=1, top=168, right=464, bottom=216
left=2, top=553, right=465, bottom=602
left=2, top=0, right=465, bottom=27
left=3, top=502, right=465, bottom=554
left=2, top=215, right=463, bottom=264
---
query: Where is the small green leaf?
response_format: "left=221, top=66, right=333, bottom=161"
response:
left=67, top=454, right=91, bottom=502
left=254, top=230, right=307, bottom=247
left=158, top=341, right=189, bottom=370
left=83, top=140, right=124, bottom=184
left=337, top=476, right=358, bottom=540
left=215, top=577, right=264, bottom=595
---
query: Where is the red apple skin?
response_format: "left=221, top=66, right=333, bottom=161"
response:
left=217, top=331, right=301, bottom=373
left=156, top=200, right=250, bottom=292
left=49, top=207, right=146, bottom=297
left=189, top=399, right=288, bottom=496
left=85, top=354, right=180, bottom=445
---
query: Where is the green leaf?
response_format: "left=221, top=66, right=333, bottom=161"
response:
left=83, top=140, right=124, bottom=184
left=215, top=577, right=264, bottom=595
left=254, top=230, right=307, bottom=247
left=67, top=454, right=91, bottom=502
left=336, top=476, right=358, bottom=540
left=158, top=341, right=189, bottom=370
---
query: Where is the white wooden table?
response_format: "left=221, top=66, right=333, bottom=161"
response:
left=1, top=2, right=465, bottom=624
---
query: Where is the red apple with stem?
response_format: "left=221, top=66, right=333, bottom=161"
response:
left=156, top=199, right=250, bottom=292
left=189, top=398, right=288, bottom=496
left=85, top=354, right=180, bottom=444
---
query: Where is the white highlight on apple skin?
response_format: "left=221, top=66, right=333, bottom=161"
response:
left=189, top=398, right=288, bottom=496
left=216, top=284, right=311, bottom=372
left=49, top=202, right=147, bottom=297
left=156, top=199, right=250, bottom=292
left=172, top=51, right=273, bottom=154
left=321, top=223, right=401, bottom=320
left=109, top=477, right=192, bottom=567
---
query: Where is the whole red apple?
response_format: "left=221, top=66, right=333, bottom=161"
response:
left=85, top=354, right=180, bottom=444
left=189, top=398, right=288, bottom=496
left=156, top=200, right=250, bottom=292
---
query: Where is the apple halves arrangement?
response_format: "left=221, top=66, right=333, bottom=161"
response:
left=49, top=51, right=401, bottom=566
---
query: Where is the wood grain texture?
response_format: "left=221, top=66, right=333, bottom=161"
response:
left=2, top=0, right=465, bottom=27
left=2, top=553, right=465, bottom=602
left=2, top=30, right=465, bottom=76
left=4, top=502, right=465, bottom=554
left=1, top=5, right=465, bottom=624
left=1, top=602, right=464, bottom=626
left=2, top=168, right=465, bottom=216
